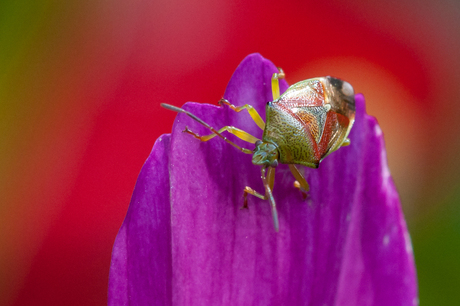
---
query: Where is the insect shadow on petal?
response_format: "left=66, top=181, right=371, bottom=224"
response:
left=161, top=68, right=355, bottom=232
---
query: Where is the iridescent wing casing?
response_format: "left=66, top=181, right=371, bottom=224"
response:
left=263, top=77, right=355, bottom=168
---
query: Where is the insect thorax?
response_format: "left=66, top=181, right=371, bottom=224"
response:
left=263, top=102, right=323, bottom=168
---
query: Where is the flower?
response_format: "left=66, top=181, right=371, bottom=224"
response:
left=108, top=54, right=417, bottom=305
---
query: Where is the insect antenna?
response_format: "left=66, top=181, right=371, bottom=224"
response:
left=161, top=103, right=253, bottom=154
left=161, top=103, right=213, bottom=128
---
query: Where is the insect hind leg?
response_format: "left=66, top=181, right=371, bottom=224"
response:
left=289, top=164, right=309, bottom=199
left=271, top=67, right=285, bottom=100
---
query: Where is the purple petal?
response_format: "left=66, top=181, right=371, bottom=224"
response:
left=109, top=134, right=172, bottom=305
left=109, top=53, right=417, bottom=305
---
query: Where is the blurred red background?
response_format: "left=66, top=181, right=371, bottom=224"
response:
left=1, top=0, right=459, bottom=305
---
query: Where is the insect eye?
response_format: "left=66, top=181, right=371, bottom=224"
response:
left=341, top=81, right=354, bottom=96
left=270, top=160, right=278, bottom=168
left=254, top=140, right=263, bottom=147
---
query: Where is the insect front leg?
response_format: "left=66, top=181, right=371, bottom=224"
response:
left=242, top=166, right=279, bottom=232
left=243, top=167, right=276, bottom=207
left=161, top=103, right=254, bottom=154
left=242, top=186, right=265, bottom=208
left=184, top=125, right=260, bottom=144
left=271, top=67, right=285, bottom=100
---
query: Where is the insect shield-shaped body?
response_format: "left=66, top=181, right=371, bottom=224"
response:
left=161, top=72, right=355, bottom=232
left=256, top=77, right=355, bottom=169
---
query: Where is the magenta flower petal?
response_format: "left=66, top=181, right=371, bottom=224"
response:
left=109, top=134, right=172, bottom=305
left=109, top=54, right=417, bottom=305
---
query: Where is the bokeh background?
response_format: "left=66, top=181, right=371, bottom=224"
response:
left=1, top=0, right=459, bottom=305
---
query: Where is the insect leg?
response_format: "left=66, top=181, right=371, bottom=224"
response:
left=271, top=67, right=285, bottom=100
left=218, top=98, right=265, bottom=130
left=341, top=138, right=351, bottom=146
left=289, top=164, right=309, bottom=199
left=243, top=167, right=276, bottom=206
left=243, top=167, right=279, bottom=232
left=184, top=125, right=260, bottom=144
left=161, top=103, right=253, bottom=154
left=242, top=186, right=265, bottom=208
left=263, top=167, right=279, bottom=232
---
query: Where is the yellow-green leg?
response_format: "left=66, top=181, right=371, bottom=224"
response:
left=219, top=98, right=265, bottom=130
left=161, top=103, right=255, bottom=154
left=289, top=164, right=309, bottom=199
left=243, top=166, right=275, bottom=206
left=184, top=125, right=260, bottom=144
left=271, top=68, right=285, bottom=101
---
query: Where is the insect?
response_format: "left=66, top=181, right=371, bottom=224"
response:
left=161, top=69, right=355, bottom=232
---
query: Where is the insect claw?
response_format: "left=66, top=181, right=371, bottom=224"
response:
left=218, top=98, right=229, bottom=107
left=242, top=190, right=249, bottom=209
left=276, top=67, right=285, bottom=79
left=183, top=126, right=201, bottom=139
left=301, top=191, right=308, bottom=200
left=294, top=180, right=309, bottom=200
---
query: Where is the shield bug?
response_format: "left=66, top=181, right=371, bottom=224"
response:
left=161, top=69, right=355, bottom=232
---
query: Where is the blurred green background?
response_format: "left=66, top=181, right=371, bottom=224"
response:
left=1, top=0, right=459, bottom=305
